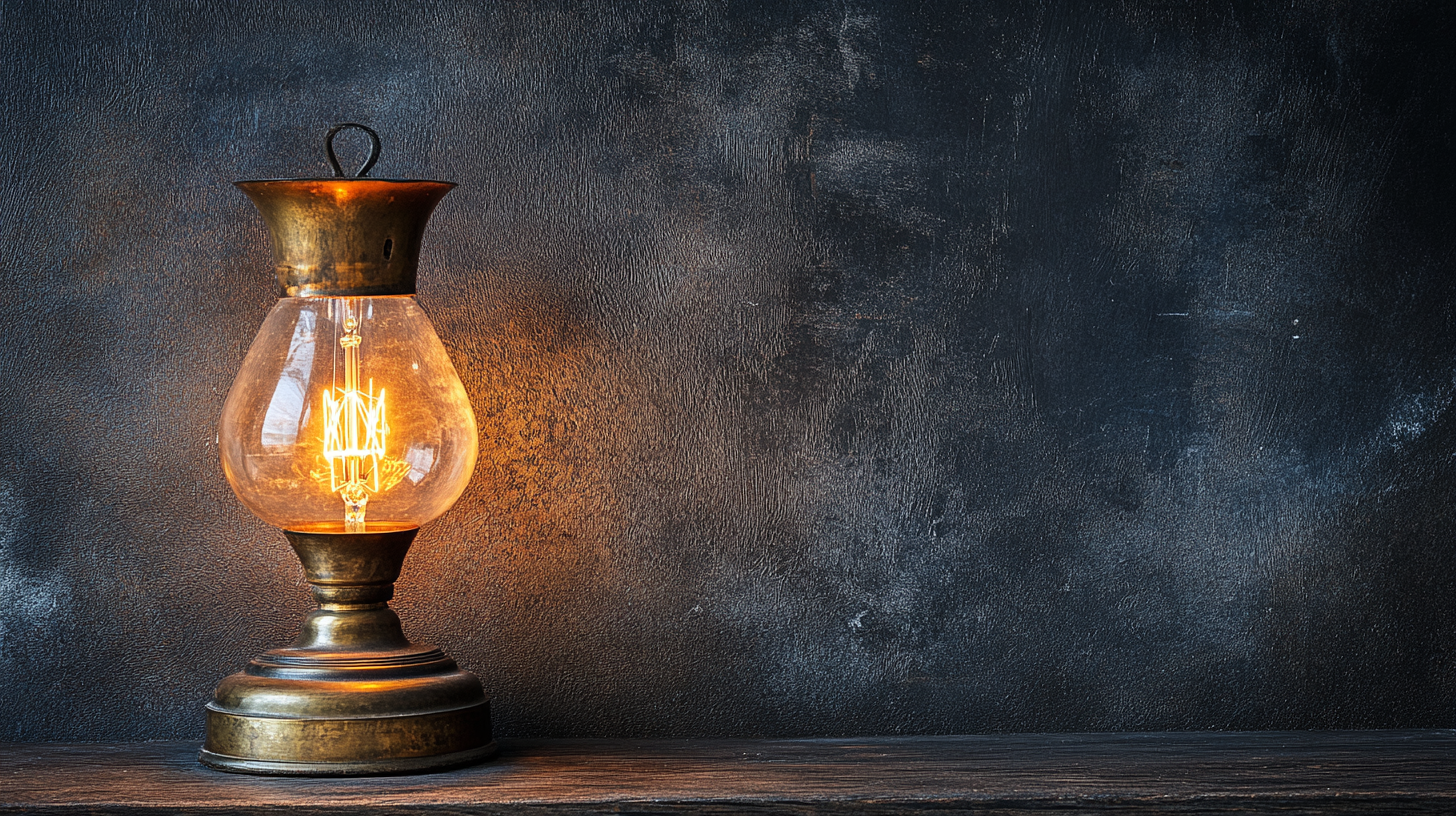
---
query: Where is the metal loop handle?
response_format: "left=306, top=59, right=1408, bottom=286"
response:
left=325, top=123, right=381, bottom=178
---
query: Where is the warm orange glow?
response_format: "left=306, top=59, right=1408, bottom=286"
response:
left=221, top=296, right=477, bottom=533
left=316, top=309, right=408, bottom=531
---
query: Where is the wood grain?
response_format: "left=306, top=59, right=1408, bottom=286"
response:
left=2, top=731, right=1453, bottom=814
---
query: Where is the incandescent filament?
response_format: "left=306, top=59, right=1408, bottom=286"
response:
left=318, top=309, right=407, bottom=532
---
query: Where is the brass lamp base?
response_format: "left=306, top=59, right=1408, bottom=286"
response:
left=201, top=529, right=495, bottom=776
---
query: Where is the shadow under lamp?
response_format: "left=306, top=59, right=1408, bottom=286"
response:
left=201, top=124, right=493, bottom=775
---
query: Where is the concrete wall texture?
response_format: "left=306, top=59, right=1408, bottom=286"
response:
left=1, top=0, right=1454, bottom=741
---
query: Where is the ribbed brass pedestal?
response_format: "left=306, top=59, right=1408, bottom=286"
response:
left=200, top=529, right=495, bottom=776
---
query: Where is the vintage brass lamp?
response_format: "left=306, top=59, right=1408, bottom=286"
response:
left=202, top=124, right=493, bottom=775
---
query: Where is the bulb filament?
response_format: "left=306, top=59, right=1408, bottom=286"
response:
left=318, top=309, right=401, bottom=532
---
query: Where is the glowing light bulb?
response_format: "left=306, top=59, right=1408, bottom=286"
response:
left=219, top=294, right=476, bottom=534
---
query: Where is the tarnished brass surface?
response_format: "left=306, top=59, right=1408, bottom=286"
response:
left=236, top=178, right=454, bottom=298
left=285, top=527, right=417, bottom=605
left=202, top=528, right=493, bottom=776
left=199, top=742, right=497, bottom=777
left=201, top=705, right=495, bottom=772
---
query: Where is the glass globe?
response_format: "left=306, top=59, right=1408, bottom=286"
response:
left=219, top=294, right=477, bottom=533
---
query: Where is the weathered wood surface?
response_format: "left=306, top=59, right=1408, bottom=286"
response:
left=0, top=731, right=1452, bottom=814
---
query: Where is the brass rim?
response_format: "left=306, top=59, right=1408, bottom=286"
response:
left=198, top=741, right=498, bottom=777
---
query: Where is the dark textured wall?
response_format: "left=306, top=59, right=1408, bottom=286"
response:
left=2, top=0, right=1454, bottom=742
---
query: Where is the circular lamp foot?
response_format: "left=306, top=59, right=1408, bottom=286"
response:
left=201, top=530, right=496, bottom=777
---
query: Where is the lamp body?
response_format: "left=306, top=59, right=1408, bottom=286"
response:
left=202, top=162, right=493, bottom=776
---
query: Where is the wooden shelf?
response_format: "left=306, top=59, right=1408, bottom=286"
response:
left=2, top=730, right=1453, bottom=813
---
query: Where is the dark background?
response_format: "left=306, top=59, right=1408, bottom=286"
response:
left=1, top=0, right=1453, bottom=742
